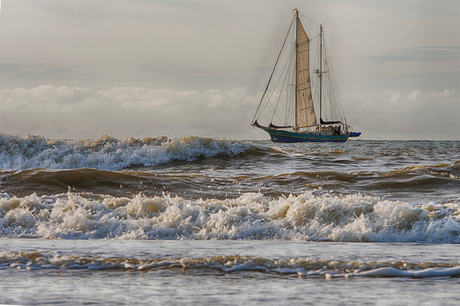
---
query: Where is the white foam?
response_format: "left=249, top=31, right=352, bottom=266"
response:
left=0, top=191, right=459, bottom=243
left=0, top=134, right=260, bottom=170
left=353, top=266, right=460, bottom=278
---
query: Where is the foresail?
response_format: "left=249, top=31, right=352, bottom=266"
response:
left=296, top=19, right=316, bottom=128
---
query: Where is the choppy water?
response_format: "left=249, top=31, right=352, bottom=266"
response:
left=1, top=134, right=459, bottom=305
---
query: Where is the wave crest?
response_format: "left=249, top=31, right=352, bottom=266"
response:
left=0, top=134, right=260, bottom=170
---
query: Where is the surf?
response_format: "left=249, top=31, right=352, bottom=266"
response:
left=0, top=134, right=263, bottom=171
left=1, top=191, right=459, bottom=243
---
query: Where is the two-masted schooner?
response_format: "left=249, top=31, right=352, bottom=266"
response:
left=251, top=9, right=361, bottom=142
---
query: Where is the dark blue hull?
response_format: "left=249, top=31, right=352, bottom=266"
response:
left=258, top=126, right=349, bottom=143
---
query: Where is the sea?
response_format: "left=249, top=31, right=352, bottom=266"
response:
left=0, top=134, right=459, bottom=305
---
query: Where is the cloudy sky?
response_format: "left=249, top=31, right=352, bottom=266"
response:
left=1, top=0, right=459, bottom=140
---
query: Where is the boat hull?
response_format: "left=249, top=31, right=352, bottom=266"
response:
left=258, top=126, right=349, bottom=143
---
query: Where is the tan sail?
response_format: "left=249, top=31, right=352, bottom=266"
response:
left=296, top=18, right=316, bottom=128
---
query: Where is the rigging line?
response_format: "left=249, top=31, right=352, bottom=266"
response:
left=257, top=47, right=294, bottom=121
left=285, top=51, right=296, bottom=125
left=269, top=46, right=296, bottom=120
left=322, top=35, right=346, bottom=121
left=298, top=12, right=320, bottom=28
left=252, top=16, right=295, bottom=123
left=273, top=67, right=293, bottom=124
left=270, top=92, right=281, bottom=123
left=260, top=86, right=290, bottom=122
left=271, top=57, right=291, bottom=123
left=251, top=125, right=270, bottom=140
left=258, top=43, right=295, bottom=124
left=266, top=88, right=289, bottom=115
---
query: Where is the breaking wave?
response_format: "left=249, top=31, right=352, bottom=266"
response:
left=0, top=134, right=262, bottom=170
left=1, top=192, right=459, bottom=243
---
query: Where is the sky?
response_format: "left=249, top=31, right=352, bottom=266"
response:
left=0, top=0, right=459, bottom=140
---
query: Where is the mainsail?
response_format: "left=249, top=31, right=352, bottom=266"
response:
left=295, top=17, right=316, bottom=128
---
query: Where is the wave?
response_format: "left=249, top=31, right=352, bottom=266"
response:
left=1, top=192, right=459, bottom=243
left=2, top=160, right=458, bottom=200
left=1, top=251, right=459, bottom=279
left=0, top=134, right=263, bottom=171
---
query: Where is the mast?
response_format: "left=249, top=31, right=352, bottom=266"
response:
left=319, top=24, right=323, bottom=124
left=294, top=9, right=299, bottom=131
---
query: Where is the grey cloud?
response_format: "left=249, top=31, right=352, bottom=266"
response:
left=360, top=47, right=460, bottom=63
left=0, top=64, right=75, bottom=84
left=344, top=89, right=460, bottom=140
left=0, top=86, right=258, bottom=140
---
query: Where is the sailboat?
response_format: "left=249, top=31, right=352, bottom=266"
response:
left=251, top=9, right=361, bottom=143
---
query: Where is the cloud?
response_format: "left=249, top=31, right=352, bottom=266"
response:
left=0, top=85, right=259, bottom=140
left=1, top=85, right=458, bottom=140
left=96, top=87, right=171, bottom=108
left=360, top=47, right=460, bottom=63
left=0, top=64, right=76, bottom=88
left=1, top=85, right=91, bottom=111
left=0, top=1, right=285, bottom=91
left=344, top=89, right=460, bottom=140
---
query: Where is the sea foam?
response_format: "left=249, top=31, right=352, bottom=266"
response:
left=0, top=134, right=260, bottom=170
left=0, top=192, right=459, bottom=243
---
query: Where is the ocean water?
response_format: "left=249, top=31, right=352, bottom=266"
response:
left=0, top=134, right=459, bottom=305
